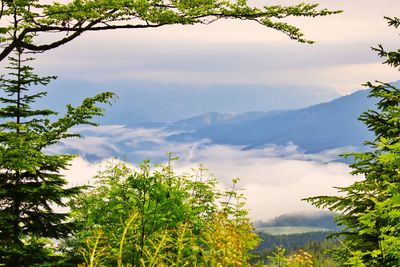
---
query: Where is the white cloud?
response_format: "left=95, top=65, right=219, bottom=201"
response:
left=172, top=144, right=356, bottom=220
left=61, top=139, right=357, bottom=221
left=62, top=157, right=106, bottom=186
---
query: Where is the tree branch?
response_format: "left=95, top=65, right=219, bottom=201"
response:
left=0, top=2, right=341, bottom=62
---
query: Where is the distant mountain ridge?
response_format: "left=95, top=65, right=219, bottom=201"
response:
left=38, top=79, right=340, bottom=124
left=166, top=111, right=284, bottom=131
left=166, top=89, right=377, bottom=152
left=56, top=88, right=379, bottom=162
left=47, top=83, right=400, bottom=162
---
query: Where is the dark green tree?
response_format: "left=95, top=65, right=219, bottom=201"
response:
left=0, top=49, right=114, bottom=266
left=305, top=17, right=400, bottom=267
left=0, top=0, right=341, bottom=61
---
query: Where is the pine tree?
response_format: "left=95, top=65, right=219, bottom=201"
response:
left=0, top=49, right=114, bottom=266
left=305, top=17, right=400, bottom=267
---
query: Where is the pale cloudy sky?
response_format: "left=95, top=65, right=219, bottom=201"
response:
left=33, top=0, right=400, bottom=95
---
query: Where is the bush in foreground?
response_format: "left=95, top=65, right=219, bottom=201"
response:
left=66, top=158, right=259, bottom=266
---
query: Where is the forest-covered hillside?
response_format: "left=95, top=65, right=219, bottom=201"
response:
left=253, top=212, right=340, bottom=266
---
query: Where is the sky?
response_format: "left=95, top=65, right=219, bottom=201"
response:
left=33, top=0, right=400, bottom=95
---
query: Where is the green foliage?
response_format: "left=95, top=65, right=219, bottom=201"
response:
left=265, top=246, right=315, bottom=267
left=66, top=158, right=259, bottom=266
left=261, top=240, right=340, bottom=267
left=255, top=231, right=339, bottom=266
left=0, top=50, right=114, bottom=266
left=301, top=239, right=340, bottom=267
left=0, top=0, right=341, bottom=61
left=305, top=17, right=400, bottom=266
left=267, top=246, right=289, bottom=267
left=287, top=249, right=314, bottom=267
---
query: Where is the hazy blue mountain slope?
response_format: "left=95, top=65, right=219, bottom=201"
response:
left=37, top=79, right=339, bottom=124
left=168, top=111, right=288, bottom=131
left=45, top=87, right=394, bottom=162
left=167, top=89, right=376, bottom=152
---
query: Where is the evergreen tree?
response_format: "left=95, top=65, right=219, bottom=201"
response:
left=0, top=49, right=114, bottom=266
left=305, top=17, right=400, bottom=267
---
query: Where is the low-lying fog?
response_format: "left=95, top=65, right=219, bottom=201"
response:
left=57, top=125, right=359, bottom=221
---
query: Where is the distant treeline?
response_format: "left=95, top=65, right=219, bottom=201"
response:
left=254, top=212, right=340, bottom=230
left=255, top=231, right=331, bottom=252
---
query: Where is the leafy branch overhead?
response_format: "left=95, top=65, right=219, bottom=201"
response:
left=0, top=0, right=341, bottom=61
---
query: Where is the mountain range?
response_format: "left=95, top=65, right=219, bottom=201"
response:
left=56, top=87, right=384, bottom=163
left=39, top=79, right=339, bottom=123
left=166, top=89, right=376, bottom=152
left=42, top=80, right=398, bottom=161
